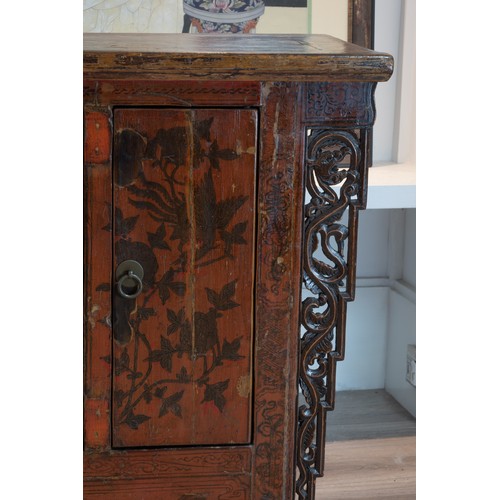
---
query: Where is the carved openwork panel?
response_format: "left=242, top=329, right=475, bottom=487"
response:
left=296, top=127, right=367, bottom=499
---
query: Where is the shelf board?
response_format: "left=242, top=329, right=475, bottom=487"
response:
left=367, top=162, right=416, bottom=209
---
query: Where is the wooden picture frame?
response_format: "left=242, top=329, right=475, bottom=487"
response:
left=349, top=0, right=374, bottom=48
left=265, top=0, right=307, bottom=6
left=264, top=0, right=374, bottom=48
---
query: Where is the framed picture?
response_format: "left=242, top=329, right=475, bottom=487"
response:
left=263, top=0, right=374, bottom=48
left=83, top=0, right=374, bottom=49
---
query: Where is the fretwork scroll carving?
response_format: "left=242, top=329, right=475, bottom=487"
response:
left=296, top=127, right=365, bottom=499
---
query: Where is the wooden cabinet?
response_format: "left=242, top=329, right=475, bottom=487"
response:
left=84, top=33, right=393, bottom=499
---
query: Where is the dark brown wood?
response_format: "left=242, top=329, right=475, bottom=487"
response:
left=83, top=34, right=392, bottom=82
left=83, top=33, right=393, bottom=499
left=83, top=80, right=262, bottom=107
left=297, top=125, right=368, bottom=498
left=84, top=446, right=251, bottom=479
left=348, top=0, right=375, bottom=49
left=252, top=81, right=305, bottom=499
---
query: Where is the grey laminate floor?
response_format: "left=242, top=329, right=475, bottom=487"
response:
left=325, top=389, right=416, bottom=442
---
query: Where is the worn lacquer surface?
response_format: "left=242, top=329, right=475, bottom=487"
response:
left=83, top=33, right=393, bottom=82
left=84, top=108, right=113, bottom=450
left=251, top=81, right=304, bottom=499
left=109, top=108, right=257, bottom=447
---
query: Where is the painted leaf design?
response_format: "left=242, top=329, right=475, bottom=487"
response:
left=169, top=281, right=187, bottom=297
left=220, top=280, right=236, bottom=302
left=124, top=412, right=151, bottom=430
left=176, top=366, right=190, bottom=383
left=154, top=386, right=167, bottom=399
left=206, top=280, right=239, bottom=311
left=114, top=389, right=127, bottom=408
left=207, top=140, right=221, bottom=170
left=221, top=221, right=247, bottom=246
left=206, top=288, right=219, bottom=308
left=129, top=198, right=177, bottom=224
left=194, top=170, right=248, bottom=261
left=216, top=148, right=239, bottom=161
left=128, top=182, right=176, bottom=215
left=142, top=384, right=153, bottom=404
left=132, top=174, right=190, bottom=245
left=113, top=208, right=139, bottom=238
left=221, top=336, right=245, bottom=361
left=201, top=379, right=230, bottom=413
left=157, top=268, right=186, bottom=304
left=159, top=390, right=184, bottom=418
left=115, top=349, right=130, bottom=376
left=146, top=336, right=175, bottom=372
left=166, top=308, right=187, bottom=336
left=207, top=139, right=239, bottom=170
left=215, top=196, right=248, bottom=231
left=147, top=223, right=171, bottom=250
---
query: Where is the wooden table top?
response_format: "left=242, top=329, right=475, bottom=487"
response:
left=84, top=33, right=393, bottom=82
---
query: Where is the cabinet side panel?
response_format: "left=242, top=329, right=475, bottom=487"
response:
left=84, top=109, right=113, bottom=449
left=253, top=82, right=304, bottom=499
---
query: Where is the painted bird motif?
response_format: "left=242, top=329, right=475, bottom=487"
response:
left=194, top=169, right=248, bottom=262
left=144, top=118, right=213, bottom=169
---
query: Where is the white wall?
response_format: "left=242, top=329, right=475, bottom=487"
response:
left=337, top=287, right=389, bottom=391
left=372, top=0, right=402, bottom=163
left=386, top=287, right=416, bottom=415
left=336, top=207, right=417, bottom=419
left=310, top=0, right=348, bottom=41
left=257, top=7, right=308, bottom=34
left=337, top=0, right=416, bottom=417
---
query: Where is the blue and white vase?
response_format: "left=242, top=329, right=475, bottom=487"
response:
left=183, top=0, right=265, bottom=33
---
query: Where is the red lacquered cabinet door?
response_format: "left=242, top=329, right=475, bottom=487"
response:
left=84, top=81, right=304, bottom=500
left=111, top=108, right=257, bottom=448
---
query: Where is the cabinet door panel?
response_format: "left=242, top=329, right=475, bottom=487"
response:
left=111, top=108, right=257, bottom=448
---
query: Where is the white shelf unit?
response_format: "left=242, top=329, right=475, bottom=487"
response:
left=368, top=162, right=416, bottom=210
left=311, top=0, right=416, bottom=416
